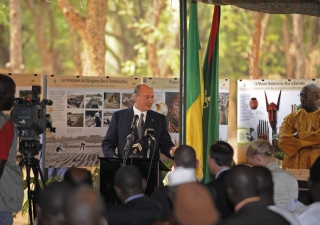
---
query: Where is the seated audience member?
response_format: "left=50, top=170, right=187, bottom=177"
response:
left=154, top=163, right=201, bottom=225
left=252, top=166, right=301, bottom=225
left=172, top=182, right=219, bottom=225
left=293, top=156, right=320, bottom=225
left=151, top=145, right=198, bottom=218
left=64, top=185, right=107, bottom=225
left=63, top=167, right=92, bottom=187
left=221, top=165, right=290, bottom=225
left=207, top=141, right=234, bottom=218
left=106, top=165, right=162, bottom=225
left=36, top=182, right=73, bottom=225
left=246, top=140, right=299, bottom=208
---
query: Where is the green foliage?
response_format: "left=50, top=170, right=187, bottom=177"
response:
left=21, top=173, right=61, bottom=217
left=92, top=167, right=100, bottom=192
left=0, top=2, right=9, bottom=27
left=274, top=150, right=285, bottom=161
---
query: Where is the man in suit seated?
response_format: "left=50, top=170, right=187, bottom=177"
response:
left=206, top=141, right=234, bottom=218
left=252, top=166, right=300, bottom=225
left=101, top=83, right=176, bottom=159
left=221, top=165, right=290, bottom=225
left=106, top=165, right=162, bottom=225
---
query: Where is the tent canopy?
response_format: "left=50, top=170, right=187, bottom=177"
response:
left=195, top=0, right=320, bottom=17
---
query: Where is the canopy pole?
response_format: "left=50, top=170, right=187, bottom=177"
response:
left=179, top=0, right=187, bottom=145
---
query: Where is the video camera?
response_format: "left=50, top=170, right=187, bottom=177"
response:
left=10, top=85, right=56, bottom=157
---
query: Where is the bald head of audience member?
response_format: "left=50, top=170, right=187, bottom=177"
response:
left=172, top=182, right=218, bottom=225
left=252, top=166, right=275, bottom=206
left=225, top=165, right=259, bottom=207
left=63, top=167, right=92, bottom=187
left=113, top=165, right=145, bottom=203
left=309, top=156, right=320, bottom=202
left=64, top=186, right=106, bottom=225
left=174, top=145, right=198, bottom=168
left=36, top=182, right=73, bottom=225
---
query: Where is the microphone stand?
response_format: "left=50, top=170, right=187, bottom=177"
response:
left=147, top=136, right=151, bottom=159
left=121, top=115, right=138, bottom=167
left=121, top=134, right=134, bottom=167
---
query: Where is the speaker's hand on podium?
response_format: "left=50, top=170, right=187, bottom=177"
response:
left=170, top=146, right=178, bottom=157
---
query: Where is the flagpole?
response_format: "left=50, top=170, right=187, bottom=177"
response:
left=179, top=0, right=187, bottom=145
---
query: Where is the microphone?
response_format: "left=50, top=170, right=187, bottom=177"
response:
left=131, top=115, right=139, bottom=130
left=144, top=128, right=155, bottom=141
left=132, top=139, right=144, bottom=154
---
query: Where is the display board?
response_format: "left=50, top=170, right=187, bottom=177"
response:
left=144, top=78, right=230, bottom=143
left=45, top=75, right=141, bottom=168
left=237, top=79, right=317, bottom=163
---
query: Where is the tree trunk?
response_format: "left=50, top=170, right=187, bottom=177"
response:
left=67, top=21, right=83, bottom=75
left=310, top=17, right=319, bottom=50
left=282, top=15, right=295, bottom=78
left=145, top=0, right=165, bottom=78
left=260, top=14, right=271, bottom=46
left=57, top=0, right=107, bottom=76
left=292, top=14, right=306, bottom=79
left=305, top=17, right=320, bottom=78
left=24, top=0, right=57, bottom=74
left=9, top=0, right=23, bottom=73
left=250, top=12, right=262, bottom=79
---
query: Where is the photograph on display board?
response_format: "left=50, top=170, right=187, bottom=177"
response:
left=67, top=92, right=84, bottom=108
left=122, top=93, right=134, bottom=108
left=19, top=90, right=32, bottom=99
left=103, top=111, right=113, bottom=127
left=85, top=92, right=103, bottom=109
left=165, top=92, right=179, bottom=133
left=219, top=92, right=229, bottom=125
left=45, top=133, right=103, bottom=168
left=67, top=112, right=84, bottom=127
left=85, top=110, right=102, bottom=127
left=104, top=92, right=120, bottom=109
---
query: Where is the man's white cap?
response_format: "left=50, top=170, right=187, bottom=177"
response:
left=95, top=112, right=100, bottom=117
left=168, top=166, right=197, bottom=186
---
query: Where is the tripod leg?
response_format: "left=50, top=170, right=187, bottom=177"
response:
left=25, top=163, right=34, bottom=225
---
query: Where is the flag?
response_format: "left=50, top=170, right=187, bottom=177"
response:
left=202, top=6, right=221, bottom=183
left=186, top=1, right=204, bottom=176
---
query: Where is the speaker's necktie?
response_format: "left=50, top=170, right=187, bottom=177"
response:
left=138, top=113, right=144, bottom=139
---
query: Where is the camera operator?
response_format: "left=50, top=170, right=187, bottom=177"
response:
left=0, top=74, right=23, bottom=225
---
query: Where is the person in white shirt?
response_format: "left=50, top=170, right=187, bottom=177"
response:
left=246, top=140, right=299, bottom=208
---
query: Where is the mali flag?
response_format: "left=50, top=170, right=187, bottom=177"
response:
left=186, top=1, right=205, bottom=175
left=202, top=6, right=221, bottom=183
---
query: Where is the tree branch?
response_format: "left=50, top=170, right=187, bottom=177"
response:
left=56, top=0, right=86, bottom=37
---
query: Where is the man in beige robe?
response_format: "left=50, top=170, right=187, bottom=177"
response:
left=278, top=84, right=320, bottom=169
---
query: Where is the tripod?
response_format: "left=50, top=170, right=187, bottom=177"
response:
left=19, top=143, right=46, bottom=225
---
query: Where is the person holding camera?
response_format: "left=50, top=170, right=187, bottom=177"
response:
left=0, top=74, right=23, bottom=225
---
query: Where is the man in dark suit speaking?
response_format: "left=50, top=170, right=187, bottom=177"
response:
left=101, top=84, right=176, bottom=159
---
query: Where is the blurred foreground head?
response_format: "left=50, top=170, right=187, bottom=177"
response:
left=37, top=182, right=73, bottom=225
left=63, top=167, right=93, bottom=187
left=172, top=182, right=219, bottom=225
left=64, top=185, right=106, bottom=225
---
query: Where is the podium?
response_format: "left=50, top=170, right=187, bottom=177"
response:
left=99, top=157, right=171, bottom=204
